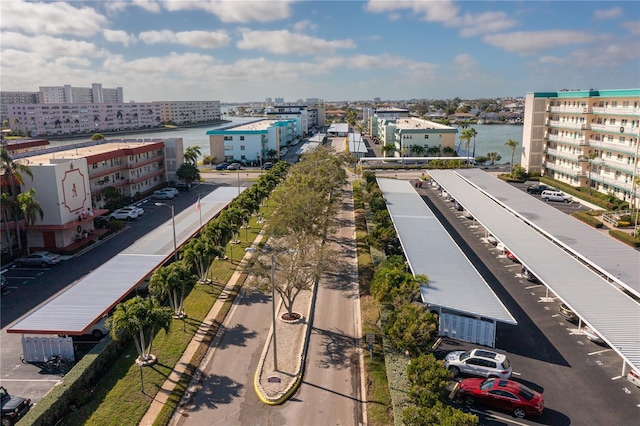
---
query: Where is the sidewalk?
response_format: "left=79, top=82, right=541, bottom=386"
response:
left=139, top=230, right=266, bottom=425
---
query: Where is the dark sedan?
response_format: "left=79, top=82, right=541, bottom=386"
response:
left=526, top=183, right=554, bottom=194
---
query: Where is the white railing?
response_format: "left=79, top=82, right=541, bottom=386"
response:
left=588, top=139, right=636, bottom=154
left=548, top=106, right=589, bottom=114
left=546, top=133, right=587, bottom=145
left=544, top=162, right=581, bottom=176
left=592, top=106, right=640, bottom=115
left=548, top=120, right=588, bottom=130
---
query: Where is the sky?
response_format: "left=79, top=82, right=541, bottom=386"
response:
left=1, top=0, right=639, bottom=103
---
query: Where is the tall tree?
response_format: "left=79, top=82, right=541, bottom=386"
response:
left=469, top=127, right=478, bottom=158
left=106, top=296, right=172, bottom=364
left=381, top=143, right=397, bottom=158
left=486, top=151, right=501, bottom=165
left=505, top=138, right=519, bottom=177
left=176, top=162, right=200, bottom=184
left=149, top=261, right=194, bottom=317
left=182, top=237, right=222, bottom=284
left=0, top=144, right=33, bottom=251
left=184, top=146, right=202, bottom=165
left=17, top=188, right=43, bottom=254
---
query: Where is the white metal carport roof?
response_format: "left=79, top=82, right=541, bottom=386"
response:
left=377, top=178, right=516, bottom=325
left=455, top=168, right=640, bottom=298
left=8, top=186, right=242, bottom=335
left=428, top=169, right=640, bottom=371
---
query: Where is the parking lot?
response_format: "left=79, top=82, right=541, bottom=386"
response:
left=421, top=181, right=640, bottom=425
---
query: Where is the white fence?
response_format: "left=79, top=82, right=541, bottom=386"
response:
left=21, top=335, right=75, bottom=363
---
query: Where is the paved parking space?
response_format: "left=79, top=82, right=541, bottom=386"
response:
left=420, top=180, right=640, bottom=425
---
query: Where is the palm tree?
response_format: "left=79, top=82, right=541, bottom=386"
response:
left=427, top=146, right=441, bottom=157
left=469, top=127, right=478, bottom=158
left=487, top=152, right=502, bottom=165
left=381, top=143, right=396, bottom=158
left=106, top=296, right=173, bottom=365
left=17, top=188, right=43, bottom=254
left=181, top=237, right=221, bottom=284
left=410, top=145, right=426, bottom=157
left=0, top=144, right=33, bottom=251
left=457, top=129, right=473, bottom=158
left=184, top=146, right=202, bottom=165
left=505, top=139, right=519, bottom=177
left=149, top=261, right=194, bottom=317
left=1, top=193, right=19, bottom=256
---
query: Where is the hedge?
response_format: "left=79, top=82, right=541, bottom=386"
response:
left=572, top=212, right=604, bottom=228
left=609, top=229, right=640, bottom=247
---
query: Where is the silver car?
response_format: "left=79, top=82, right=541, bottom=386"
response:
left=444, top=348, right=512, bottom=378
left=15, top=251, right=62, bottom=267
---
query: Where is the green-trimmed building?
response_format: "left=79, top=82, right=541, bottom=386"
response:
left=521, top=89, right=640, bottom=207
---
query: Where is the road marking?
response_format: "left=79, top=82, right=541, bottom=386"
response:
left=525, top=284, right=542, bottom=289
left=8, top=276, right=36, bottom=280
left=544, top=306, right=550, bottom=310
left=623, top=387, right=631, bottom=394
left=530, top=291, right=536, bottom=295
left=552, top=314, right=560, bottom=317
left=577, top=341, right=584, bottom=345
left=589, top=349, right=611, bottom=356
left=611, top=376, right=623, bottom=380
left=469, top=408, right=529, bottom=426
left=596, top=360, right=603, bottom=366
left=511, top=371, right=521, bottom=376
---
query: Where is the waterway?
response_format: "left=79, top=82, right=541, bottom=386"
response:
left=52, top=121, right=524, bottom=164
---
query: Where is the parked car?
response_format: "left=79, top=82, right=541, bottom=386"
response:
left=160, top=187, right=178, bottom=197
left=15, top=251, right=62, bottom=267
left=1, top=386, right=32, bottom=425
left=126, top=205, right=145, bottom=216
left=444, top=348, right=512, bottom=378
left=526, top=184, right=554, bottom=194
left=521, top=267, right=539, bottom=283
left=541, top=190, right=572, bottom=203
left=280, top=148, right=288, bottom=156
left=558, top=302, right=578, bottom=322
left=262, top=162, right=273, bottom=170
left=627, top=369, right=640, bottom=387
left=215, top=162, right=229, bottom=170
left=463, top=210, right=474, bottom=220
left=486, top=235, right=498, bottom=246
left=153, top=190, right=175, bottom=200
left=108, top=208, right=138, bottom=221
left=174, top=182, right=190, bottom=192
left=582, top=325, right=606, bottom=345
left=458, top=378, right=544, bottom=419
left=505, top=250, right=519, bottom=263
left=94, top=215, right=111, bottom=228
left=226, top=163, right=241, bottom=170
left=1, top=274, right=7, bottom=292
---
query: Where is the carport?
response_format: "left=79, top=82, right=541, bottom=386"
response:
left=428, top=169, right=640, bottom=376
left=377, top=178, right=517, bottom=348
left=7, top=187, right=242, bottom=362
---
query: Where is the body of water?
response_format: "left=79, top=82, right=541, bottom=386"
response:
left=52, top=121, right=524, bottom=165
left=455, top=124, right=524, bottom=163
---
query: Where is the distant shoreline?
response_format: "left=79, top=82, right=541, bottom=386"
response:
left=45, top=119, right=231, bottom=141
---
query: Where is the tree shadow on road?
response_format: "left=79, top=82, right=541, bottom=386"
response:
left=216, top=323, right=258, bottom=350
left=181, top=374, right=243, bottom=412
left=312, top=326, right=356, bottom=370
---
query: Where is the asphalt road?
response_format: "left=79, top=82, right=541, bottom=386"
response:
left=172, top=180, right=364, bottom=425
left=419, top=181, right=640, bottom=425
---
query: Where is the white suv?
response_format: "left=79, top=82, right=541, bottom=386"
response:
left=444, top=348, right=512, bottom=378
left=541, top=190, right=572, bottom=203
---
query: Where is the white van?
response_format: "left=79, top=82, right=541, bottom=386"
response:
left=541, top=190, right=572, bottom=203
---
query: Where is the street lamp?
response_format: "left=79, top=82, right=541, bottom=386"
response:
left=155, top=202, right=177, bottom=262
left=270, top=254, right=278, bottom=371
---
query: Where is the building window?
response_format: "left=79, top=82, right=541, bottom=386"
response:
left=424, top=135, right=429, bottom=139
left=224, top=135, right=233, bottom=141
left=240, top=145, right=245, bottom=151
left=224, top=145, right=233, bottom=151
left=240, top=136, right=245, bottom=141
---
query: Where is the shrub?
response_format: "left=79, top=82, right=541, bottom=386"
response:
left=609, top=229, right=640, bottom=247
left=617, top=221, right=630, bottom=228
left=572, top=212, right=603, bottom=228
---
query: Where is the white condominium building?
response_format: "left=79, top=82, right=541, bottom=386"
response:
left=521, top=89, right=640, bottom=207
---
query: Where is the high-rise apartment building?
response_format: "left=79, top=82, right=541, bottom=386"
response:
left=521, top=89, right=640, bottom=208
left=38, top=83, right=124, bottom=104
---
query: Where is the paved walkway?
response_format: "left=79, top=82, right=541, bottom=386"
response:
left=139, top=231, right=266, bottom=425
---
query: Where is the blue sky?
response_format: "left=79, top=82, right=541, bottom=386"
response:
left=1, top=0, right=639, bottom=103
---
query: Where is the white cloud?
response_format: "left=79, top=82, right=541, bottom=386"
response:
left=133, top=0, right=163, bottom=13
left=622, top=21, right=640, bottom=35
left=138, top=30, right=231, bottom=48
left=458, top=12, right=518, bottom=37
left=103, top=30, right=136, bottom=47
left=594, top=7, right=623, bottom=20
left=483, top=30, right=602, bottom=54
left=293, top=20, right=318, bottom=33
left=1, top=0, right=107, bottom=36
left=1, top=32, right=103, bottom=58
left=365, top=0, right=459, bottom=23
left=237, top=30, right=355, bottom=55
left=161, top=0, right=294, bottom=23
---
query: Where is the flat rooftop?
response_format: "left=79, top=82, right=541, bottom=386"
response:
left=394, top=117, right=451, bottom=130
left=20, top=139, right=167, bottom=164
left=228, top=119, right=278, bottom=131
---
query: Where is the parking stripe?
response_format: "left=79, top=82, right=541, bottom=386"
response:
left=588, top=349, right=611, bottom=356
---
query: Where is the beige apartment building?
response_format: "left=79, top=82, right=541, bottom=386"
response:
left=521, top=89, right=640, bottom=208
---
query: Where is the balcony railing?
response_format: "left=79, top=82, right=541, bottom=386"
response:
left=544, top=162, right=582, bottom=177
left=590, top=123, right=638, bottom=135
left=548, top=120, right=588, bottom=130
left=590, top=173, right=633, bottom=192
left=88, top=163, right=126, bottom=179
left=548, top=106, right=590, bottom=114
left=588, top=139, right=636, bottom=155
left=545, top=148, right=581, bottom=162
left=546, top=133, right=588, bottom=146
left=592, top=106, right=640, bottom=116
